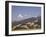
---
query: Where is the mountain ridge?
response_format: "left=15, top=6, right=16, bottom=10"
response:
left=12, top=16, right=41, bottom=26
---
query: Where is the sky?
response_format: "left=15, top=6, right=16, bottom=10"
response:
left=12, top=6, right=41, bottom=22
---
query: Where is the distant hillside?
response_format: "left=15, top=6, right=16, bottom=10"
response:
left=12, top=16, right=41, bottom=26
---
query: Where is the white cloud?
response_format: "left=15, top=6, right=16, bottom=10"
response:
left=15, top=14, right=24, bottom=21
left=16, top=14, right=31, bottom=21
left=17, top=14, right=23, bottom=18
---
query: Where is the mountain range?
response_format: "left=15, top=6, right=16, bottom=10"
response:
left=12, top=16, right=41, bottom=27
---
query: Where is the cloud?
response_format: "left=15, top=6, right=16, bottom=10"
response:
left=16, top=14, right=31, bottom=21
left=17, top=14, right=23, bottom=18
left=15, top=14, right=24, bottom=21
